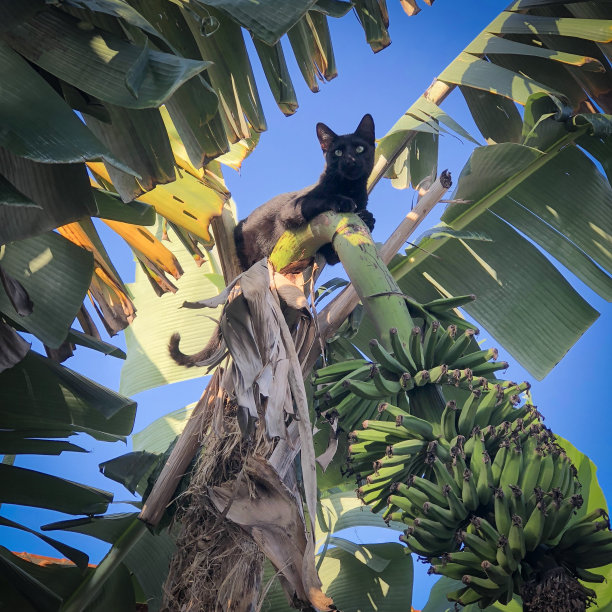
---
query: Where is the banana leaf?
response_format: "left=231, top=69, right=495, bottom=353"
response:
left=262, top=543, right=413, bottom=611
left=119, top=220, right=224, bottom=396
left=0, top=41, right=131, bottom=170
left=0, top=350, right=136, bottom=439
left=0, top=232, right=94, bottom=347
left=43, top=513, right=175, bottom=612
left=2, top=1, right=211, bottom=109
left=83, top=105, right=176, bottom=203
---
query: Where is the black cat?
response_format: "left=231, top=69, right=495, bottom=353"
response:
left=233, top=113, right=376, bottom=270
left=169, top=114, right=376, bottom=367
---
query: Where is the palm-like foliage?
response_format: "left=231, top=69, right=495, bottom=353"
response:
left=0, top=0, right=610, bottom=610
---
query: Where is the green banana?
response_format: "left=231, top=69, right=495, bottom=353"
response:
left=399, top=533, right=433, bottom=557
left=574, top=567, right=606, bottom=583
left=494, top=487, right=512, bottom=537
left=457, top=389, right=482, bottom=437
left=413, top=369, right=431, bottom=387
left=339, top=397, right=379, bottom=433
left=409, top=475, right=449, bottom=508
left=491, top=440, right=510, bottom=486
left=363, top=414, right=434, bottom=440
left=473, top=387, right=502, bottom=430
left=508, top=485, right=527, bottom=523
left=349, top=428, right=402, bottom=444
left=317, top=364, right=373, bottom=402
left=443, top=329, right=477, bottom=367
left=477, top=451, right=495, bottom=507
left=499, top=444, right=523, bottom=496
left=508, top=514, right=526, bottom=561
left=387, top=438, right=429, bottom=456
left=447, top=586, right=482, bottom=606
left=371, top=365, right=402, bottom=395
left=344, top=378, right=386, bottom=400
left=389, top=327, right=417, bottom=372
left=462, top=469, right=480, bottom=512
left=433, top=324, right=457, bottom=364
left=478, top=517, right=503, bottom=548
left=462, top=574, right=505, bottom=595
left=430, top=456, right=461, bottom=497
left=470, top=360, right=510, bottom=378
left=368, top=339, right=407, bottom=375
left=523, top=500, right=547, bottom=552
left=519, top=442, right=543, bottom=500
left=422, top=500, right=458, bottom=528
left=422, top=320, right=440, bottom=368
left=452, top=347, right=499, bottom=371
left=461, top=530, right=497, bottom=562
left=440, top=400, right=458, bottom=440
left=481, top=560, right=511, bottom=586
left=495, top=535, right=518, bottom=574
left=315, top=358, right=370, bottom=379
left=447, top=550, right=485, bottom=568
left=377, top=401, right=408, bottom=420
left=443, top=482, right=469, bottom=521
left=410, top=326, right=425, bottom=371
left=537, top=450, right=556, bottom=493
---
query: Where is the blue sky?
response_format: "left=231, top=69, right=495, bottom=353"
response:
left=2, top=2, right=611, bottom=610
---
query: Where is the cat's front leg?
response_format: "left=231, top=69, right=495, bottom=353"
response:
left=358, top=209, right=375, bottom=231
left=332, top=194, right=357, bottom=213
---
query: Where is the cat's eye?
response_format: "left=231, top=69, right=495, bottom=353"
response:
left=355, top=145, right=365, bottom=154
left=334, top=149, right=343, bottom=157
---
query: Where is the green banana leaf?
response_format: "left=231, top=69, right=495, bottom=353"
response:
left=0, top=152, right=98, bottom=246
left=65, top=328, right=126, bottom=360
left=250, top=37, right=299, bottom=116
left=262, top=542, right=413, bottom=612
left=83, top=105, right=176, bottom=203
left=0, top=463, right=113, bottom=515
left=99, top=451, right=160, bottom=496
left=0, top=41, right=131, bottom=170
left=0, top=543, right=139, bottom=612
left=2, top=2, right=211, bottom=109
left=119, top=220, right=224, bottom=396
left=132, top=404, right=195, bottom=454
left=0, top=434, right=86, bottom=456
left=92, top=190, right=156, bottom=227
left=0, top=516, right=89, bottom=570
left=43, top=513, right=175, bottom=612
left=0, top=232, right=94, bottom=347
left=0, top=351, right=136, bottom=439
left=191, top=0, right=318, bottom=46
left=183, top=5, right=267, bottom=137
left=317, top=491, right=405, bottom=542
left=377, top=109, right=612, bottom=380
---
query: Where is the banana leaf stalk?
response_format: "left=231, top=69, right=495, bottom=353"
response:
left=271, top=212, right=415, bottom=351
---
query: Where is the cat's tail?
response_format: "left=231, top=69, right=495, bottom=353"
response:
left=168, top=327, right=225, bottom=368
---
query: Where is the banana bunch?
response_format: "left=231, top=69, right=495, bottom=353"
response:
left=313, top=297, right=612, bottom=608
left=313, top=318, right=509, bottom=430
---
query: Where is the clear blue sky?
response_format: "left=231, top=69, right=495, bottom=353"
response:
left=3, top=2, right=610, bottom=609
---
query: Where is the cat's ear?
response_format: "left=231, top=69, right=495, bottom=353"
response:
left=316, top=122, right=337, bottom=153
left=355, top=114, right=375, bottom=142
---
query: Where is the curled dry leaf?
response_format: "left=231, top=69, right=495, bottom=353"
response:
left=209, top=456, right=334, bottom=612
left=0, top=320, right=30, bottom=373
left=0, top=262, right=33, bottom=316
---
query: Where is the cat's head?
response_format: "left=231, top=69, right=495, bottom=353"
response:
left=316, top=114, right=375, bottom=181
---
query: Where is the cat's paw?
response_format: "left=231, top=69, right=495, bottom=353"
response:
left=358, top=209, right=375, bottom=231
left=333, top=195, right=357, bottom=213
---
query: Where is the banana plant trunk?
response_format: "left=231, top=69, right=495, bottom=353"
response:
left=270, top=211, right=414, bottom=350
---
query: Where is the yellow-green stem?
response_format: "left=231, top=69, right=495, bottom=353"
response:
left=270, top=212, right=414, bottom=349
